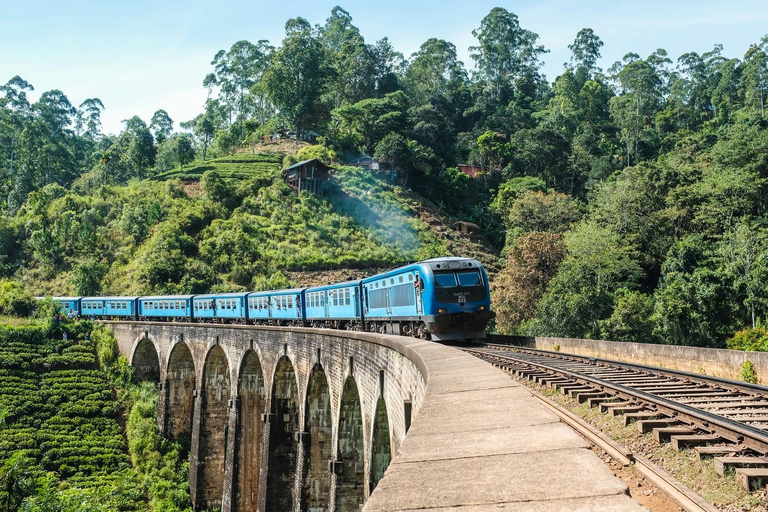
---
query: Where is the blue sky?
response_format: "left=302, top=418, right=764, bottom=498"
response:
left=2, top=0, right=767, bottom=135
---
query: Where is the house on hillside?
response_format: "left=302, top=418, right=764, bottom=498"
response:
left=458, top=164, right=484, bottom=178
left=284, top=158, right=333, bottom=196
left=452, top=221, right=482, bottom=241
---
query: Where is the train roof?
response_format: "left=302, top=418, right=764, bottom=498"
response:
left=193, top=292, right=249, bottom=299
left=139, top=295, right=196, bottom=300
left=362, top=257, right=483, bottom=283
left=247, top=288, right=306, bottom=297
left=82, top=296, right=139, bottom=301
left=305, top=280, right=362, bottom=291
left=52, top=296, right=80, bottom=301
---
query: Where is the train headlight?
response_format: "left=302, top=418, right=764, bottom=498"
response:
left=438, top=308, right=447, bottom=313
left=478, top=306, right=485, bottom=311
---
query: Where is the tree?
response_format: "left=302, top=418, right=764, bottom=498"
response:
left=77, top=98, right=105, bottom=140
left=743, top=36, right=768, bottom=117
left=567, top=28, right=604, bottom=80
left=404, top=38, right=466, bottom=106
left=176, top=133, right=195, bottom=170
left=507, top=190, right=582, bottom=234
left=150, top=109, right=174, bottom=144
left=72, top=259, right=108, bottom=295
left=533, top=222, right=643, bottom=338
left=263, top=18, right=331, bottom=136
left=209, top=39, right=274, bottom=128
left=493, top=231, right=566, bottom=333
left=718, top=223, right=768, bottom=328
left=609, top=51, right=669, bottom=165
left=470, top=7, right=547, bottom=102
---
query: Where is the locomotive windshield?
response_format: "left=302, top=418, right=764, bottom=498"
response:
left=433, top=269, right=486, bottom=304
left=434, top=272, right=458, bottom=288
left=456, top=270, right=482, bottom=287
left=434, top=270, right=483, bottom=288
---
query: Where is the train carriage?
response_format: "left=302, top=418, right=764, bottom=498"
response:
left=138, top=295, right=194, bottom=321
left=53, top=297, right=81, bottom=317
left=305, top=280, right=362, bottom=329
left=193, top=293, right=248, bottom=323
left=87, top=296, right=138, bottom=319
left=247, top=289, right=305, bottom=325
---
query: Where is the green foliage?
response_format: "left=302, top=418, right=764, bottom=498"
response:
left=295, top=144, right=337, bottom=163
left=741, top=359, right=759, bottom=384
left=153, top=153, right=282, bottom=182
left=727, top=327, right=768, bottom=352
left=0, top=281, right=35, bottom=317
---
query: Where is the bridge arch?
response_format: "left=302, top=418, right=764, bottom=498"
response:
left=335, top=376, right=365, bottom=511
left=236, top=349, right=265, bottom=512
left=301, top=364, right=333, bottom=511
left=196, top=344, right=231, bottom=510
left=130, top=336, right=161, bottom=383
left=265, top=355, right=300, bottom=512
left=369, top=395, right=391, bottom=494
left=166, top=341, right=196, bottom=454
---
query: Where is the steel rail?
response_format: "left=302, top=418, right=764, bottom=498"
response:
left=465, top=347, right=768, bottom=454
left=529, top=388, right=717, bottom=512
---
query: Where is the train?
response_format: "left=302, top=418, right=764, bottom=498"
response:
left=51, top=257, right=496, bottom=341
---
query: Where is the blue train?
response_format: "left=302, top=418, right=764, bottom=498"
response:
left=51, top=257, right=495, bottom=341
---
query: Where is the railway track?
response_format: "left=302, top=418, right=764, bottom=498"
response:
left=466, top=344, right=768, bottom=494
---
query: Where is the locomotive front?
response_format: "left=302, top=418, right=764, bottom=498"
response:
left=418, top=257, right=495, bottom=340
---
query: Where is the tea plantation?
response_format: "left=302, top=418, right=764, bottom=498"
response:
left=0, top=321, right=191, bottom=511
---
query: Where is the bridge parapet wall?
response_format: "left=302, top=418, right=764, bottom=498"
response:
left=493, top=334, right=768, bottom=383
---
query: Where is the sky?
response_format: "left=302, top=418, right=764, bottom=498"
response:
left=2, top=0, right=767, bottom=135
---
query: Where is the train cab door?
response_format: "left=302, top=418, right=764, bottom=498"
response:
left=414, top=272, right=423, bottom=315
left=324, top=291, right=330, bottom=318
left=352, top=288, right=359, bottom=317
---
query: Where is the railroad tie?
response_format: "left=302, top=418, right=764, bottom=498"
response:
left=694, top=445, right=745, bottom=460
left=670, top=434, right=723, bottom=451
left=635, top=418, right=679, bottom=434
left=735, top=467, right=768, bottom=492
left=623, top=411, right=664, bottom=426
left=713, top=456, right=768, bottom=477
left=653, top=426, right=697, bottom=443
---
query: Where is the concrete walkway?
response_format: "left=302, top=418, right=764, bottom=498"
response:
left=364, top=339, right=645, bottom=511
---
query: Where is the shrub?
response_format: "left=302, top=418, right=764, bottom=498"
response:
left=727, top=327, right=768, bottom=352
left=0, top=281, right=35, bottom=317
left=741, top=359, right=759, bottom=384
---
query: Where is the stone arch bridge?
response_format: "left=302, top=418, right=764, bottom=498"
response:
left=108, top=322, right=426, bottom=512
left=108, top=322, right=640, bottom=511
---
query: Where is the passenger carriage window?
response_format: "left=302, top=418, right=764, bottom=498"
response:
left=409, top=274, right=413, bottom=281
left=399, top=276, right=403, bottom=283
left=434, top=272, right=458, bottom=288
left=345, top=289, right=350, bottom=305
left=288, top=297, right=293, bottom=309
left=457, top=270, right=482, bottom=287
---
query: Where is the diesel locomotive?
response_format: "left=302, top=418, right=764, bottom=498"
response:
left=52, top=257, right=495, bottom=341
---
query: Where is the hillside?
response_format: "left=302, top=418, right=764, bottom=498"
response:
left=8, top=155, right=499, bottom=297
